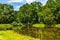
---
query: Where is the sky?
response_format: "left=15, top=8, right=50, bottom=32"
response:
left=0, top=0, right=47, bottom=11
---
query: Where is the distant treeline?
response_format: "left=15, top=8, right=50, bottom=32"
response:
left=0, top=0, right=60, bottom=25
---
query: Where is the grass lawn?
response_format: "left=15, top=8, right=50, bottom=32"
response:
left=0, top=30, right=40, bottom=40
left=32, top=24, right=45, bottom=28
left=33, top=24, right=60, bottom=28
left=0, top=24, right=12, bottom=30
left=55, top=24, right=60, bottom=28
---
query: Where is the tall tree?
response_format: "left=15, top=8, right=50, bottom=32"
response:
left=0, top=3, right=14, bottom=23
left=18, top=2, right=42, bottom=24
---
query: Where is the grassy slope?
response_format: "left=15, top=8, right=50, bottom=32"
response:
left=0, top=30, right=40, bottom=40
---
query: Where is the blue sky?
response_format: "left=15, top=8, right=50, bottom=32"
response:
left=0, top=0, right=47, bottom=10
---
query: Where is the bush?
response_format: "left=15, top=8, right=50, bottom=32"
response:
left=11, top=22, right=25, bottom=33
left=12, top=22, right=25, bottom=27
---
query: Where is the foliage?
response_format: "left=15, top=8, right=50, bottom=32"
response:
left=0, top=3, right=15, bottom=24
left=18, top=2, right=42, bottom=24
left=0, top=0, right=60, bottom=27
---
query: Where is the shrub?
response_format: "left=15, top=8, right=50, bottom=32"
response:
left=12, top=22, right=25, bottom=27
left=11, top=22, right=25, bottom=33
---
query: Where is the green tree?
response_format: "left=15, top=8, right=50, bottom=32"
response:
left=18, top=2, right=42, bottom=25
left=0, top=3, right=14, bottom=24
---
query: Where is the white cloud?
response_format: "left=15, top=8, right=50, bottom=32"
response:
left=16, top=6, right=20, bottom=8
left=35, top=0, right=48, bottom=5
left=8, top=0, right=23, bottom=3
left=8, top=0, right=47, bottom=4
left=14, top=6, right=20, bottom=10
left=26, top=0, right=35, bottom=4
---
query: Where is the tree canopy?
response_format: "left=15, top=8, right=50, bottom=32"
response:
left=0, top=0, right=60, bottom=26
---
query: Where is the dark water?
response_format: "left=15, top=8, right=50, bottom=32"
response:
left=19, top=27, right=60, bottom=40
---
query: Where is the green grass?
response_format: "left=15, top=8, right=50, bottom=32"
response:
left=32, top=24, right=45, bottom=28
left=0, top=24, right=12, bottom=27
left=32, top=24, right=60, bottom=28
left=0, top=30, right=40, bottom=40
left=55, top=24, right=60, bottom=28
left=0, top=24, right=12, bottom=30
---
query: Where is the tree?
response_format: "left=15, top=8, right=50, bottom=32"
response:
left=37, top=0, right=57, bottom=27
left=0, top=3, right=14, bottom=24
left=18, top=2, right=42, bottom=24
